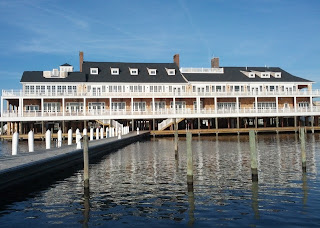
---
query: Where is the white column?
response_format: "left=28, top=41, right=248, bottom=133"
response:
left=214, top=97, right=217, bottom=113
left=84, top=97, right=86, bottom=116
left=106, top=127, right=109, bottom=138
left=90, top=128, right=93, bottom=141
left=110, top=97, right=112, bottom=114
left=45, top=130, right=51, bottom=149
left=197, top=97, right=200, bottom=113
left=21, top=98, right=24, bottom=117
left=96, top=128, right=99, bottom=140
left=76, top=128, right=81, bottom=149
left=255, top=96, right=258, bottom=112
left=294, top=96, right=297, bottom=112
left=173, top=97, right=176, bottom=114
left=41, top=98, right=44, bottom=117
left=62, top=98, right=65, bottom=116
left=131, top=97, right=133, bottom=114
left=236, top=97, right=239, bottom=113
left=28, top=130, right=34, bottom=152
left=276, top=96, right=279, bottom=113
left=310, top=96, right=313, bottom=112
left=57, top=129, right=62, bottom=148
left=12, top=132, right=19, bottom=155
left=68, top=129, right=72, bottom=145
left=152, top=97, right=155, bottom=114
left=100, top=127, right=104, bottom=139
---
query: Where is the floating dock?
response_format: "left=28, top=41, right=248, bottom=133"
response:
left=0, top=132, right=149, bottom=192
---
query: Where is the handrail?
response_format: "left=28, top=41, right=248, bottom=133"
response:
left=1, top=106, right=319, bottom=118
left=2, top=89, right=320, bottom=97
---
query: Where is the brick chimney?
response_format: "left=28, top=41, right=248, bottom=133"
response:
left=173, top=54, right=180, bottom=68
left=79, top=51, right=84, bottom=72
left=211, top=57, right=219, bottom=68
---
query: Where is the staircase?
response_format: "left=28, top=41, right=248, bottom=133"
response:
left=158, top=118, right=185, bottom=131
left=96, top=120, right=123, bottom=129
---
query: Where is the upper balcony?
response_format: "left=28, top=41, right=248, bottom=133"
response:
left=2, top=89, right=320, bottom=98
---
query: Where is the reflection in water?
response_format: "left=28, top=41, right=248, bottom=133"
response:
left=0, top=133, right=319, bottom=227
left=251, top=182, right=259, bottom=219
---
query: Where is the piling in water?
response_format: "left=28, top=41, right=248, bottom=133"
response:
left=174, top=118, right=178, bottom=159
left=28, top=130, right=34, bottom=152
left=12, top=132, right=19, bottom=155
left=186, top=131, right=193, bottom=191
left=83, top=135, right=89, bottom=189
left=300, top=127, right=307, bottom=172
left=45, top=130, right=51, bottom=150
left=249, top=130, right=258, bottom=182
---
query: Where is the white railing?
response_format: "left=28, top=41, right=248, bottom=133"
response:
left=3, top=89, right=320, bottom=98
left=180, top=67, right=224, bottom=74
left=158, top=117, right=185, bottom=131
left=2, top=106, right=319, bottom=119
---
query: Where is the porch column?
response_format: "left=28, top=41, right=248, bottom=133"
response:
left=310, top=96, right=313, bottom=112
left=255, top=96, right=258, bottom=112
left=255, top=117, right=258, bottom=128
left=131, top=97, right=133, bottom=115
left=62, top=98, right=65, bottom=116
left=21, top=98, right=24, bottom=117
left=84, top=97, right=86, bottom=116
left=197, top=97, right=200, bottom=113
left=236, top=97, right=239, bottom=113
left=276, top=97, right=279, bottom=113
left=294, top=96, right=297, bottom=112
left=173, top=97, right=176, bottom=114
left=215, top=117, right=218, bottom=129
left=41, top=98, right=44, bottom=117
left=311, top=116, right=314, bottom=133
left=214, top=97, right=217, bottom=113
left=152, top=97, right=155, bottom=114
left=110, top=97, right=112, bottom=114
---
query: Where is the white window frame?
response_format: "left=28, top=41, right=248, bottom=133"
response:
left=248, top=73, right=255, bottom=78
left=90, top=68, right=99, bottom=75
left=110, top=68, right=119, bottom=75
left=166, top=68, right=176, bottom=75
left=260, top=72, right=270, bottom=78
left=130, top=68, right=138, bottom=75
left=147, top=68, right=157, bottom=76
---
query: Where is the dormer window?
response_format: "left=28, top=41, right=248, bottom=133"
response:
left=166, top=68, right=176, bottom=75
left=130, top=68, right=138, bottom=75
left=274, top=72, right=281, bottom=78
left=111, top=68, right=119, bottom=75
left=147, top=68, right=157, bottom=75
left=260, top=72, right=270, bottom=78
left=90, top=68, right=98, bottom=75
left=248, top=72, right=255, bottom=78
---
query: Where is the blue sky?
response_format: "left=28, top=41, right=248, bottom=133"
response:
left=0, top=0, right=319, bottom=93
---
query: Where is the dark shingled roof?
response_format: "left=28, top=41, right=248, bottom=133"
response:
left=20, top=71, right=86, bottom=82
left=60, top=63, right=72, bottom=66
left=183, top=67, right=312, bottom=83
left=82, top=62, right=187, bottom=83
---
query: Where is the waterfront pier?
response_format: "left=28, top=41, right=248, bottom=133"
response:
left=0, top=131, right=149, bottom=192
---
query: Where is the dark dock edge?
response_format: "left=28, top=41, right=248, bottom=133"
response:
left=0, top=132, right=150, bottom=193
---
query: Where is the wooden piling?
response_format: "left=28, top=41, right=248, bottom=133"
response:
left=300, top=127, right=307, bottom=172
left=186, top=131, right=193, bottom=190
left=83, top=135, right=89, bottom=189
left=174, top=118, right=178, bottom=159
left=249, top=130, right=258, bottom=182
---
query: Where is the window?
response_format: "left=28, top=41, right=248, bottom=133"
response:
left=25, top=105, right=39, bottom=111
left=133, top=102, right=146, bottom=111
left=248, top=73, right=255, bottom=78
left=260, top=72, right=270, bottom=78
left=151, top=101, right=166, bottom=111
left=148, top=68, right=157, bottom=75
left=111, top=68, right=119, bottom=75
left=130, top=68, right=138, bottom=75
left=166, top=68, right=176, bottom=75
left=90, top=68, right=98, bottom=75
left=217, top=102, right=237, bottom=110
left=111, top=102, right=125, bottom=111
left=298, top=102, right=309, bottom=108
left=254, top=102, right=276, bottom=109
left=44, top=102, right=61, bottom=112
left=66, top=102, right=83, bottom=112
left=274, top=72, right=281, bottom=78
left=193, top=101, right=203, bottom=110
